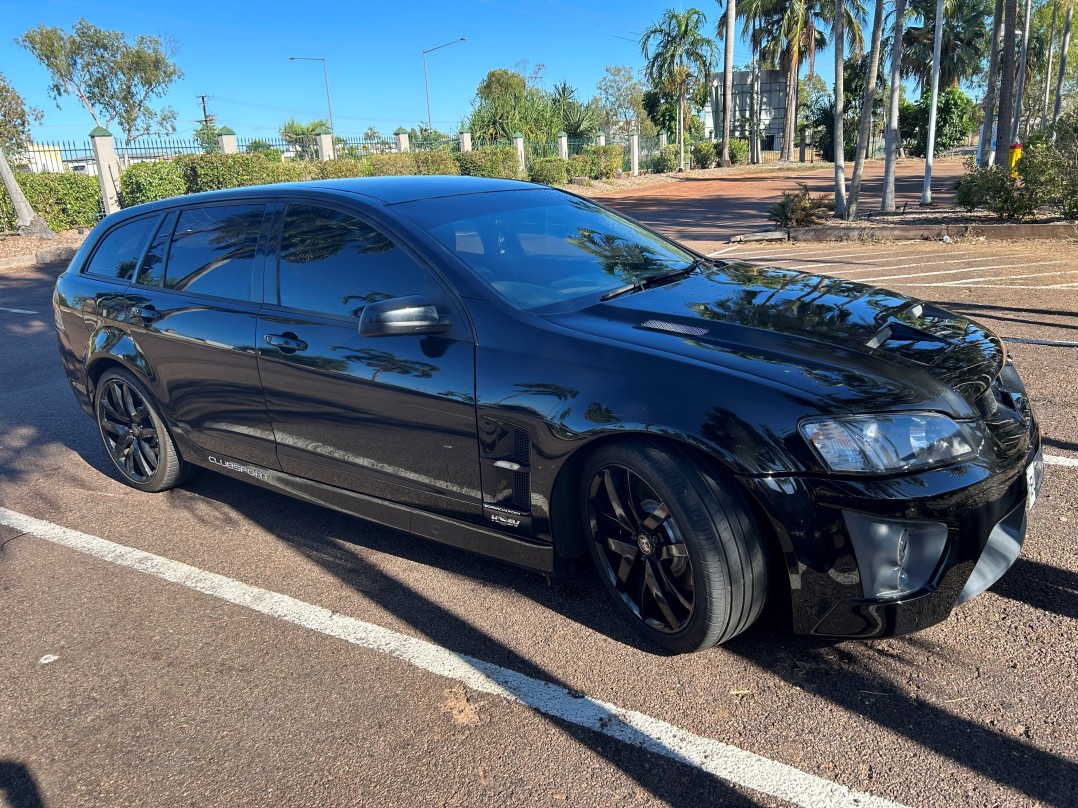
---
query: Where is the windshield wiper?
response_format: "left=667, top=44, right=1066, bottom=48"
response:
left=599, top=257, right=709, bottom=302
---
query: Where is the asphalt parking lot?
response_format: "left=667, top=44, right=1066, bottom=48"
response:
left=1, top=234, right=1076, bottom=807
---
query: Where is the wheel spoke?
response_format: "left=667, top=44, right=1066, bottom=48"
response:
left=111, top=435, right=133, bottom=462
left=654, top=560, right=693, bottom=610
left=644, top=560, right=681, bottom=629
left=602, top=469, right=636, bottom=533
left=121, top=385, right=138, bottom=419
left=134, top=440, right=156, bottom=477
left=100, top=418, right=127, bottom=437
left=605, top=537, right=639, bottom=584
left=102, top=394, right=126, bottom=423
left=659, top=542, right=688, bottom=561
left=641, top=503, right=670, bottom=533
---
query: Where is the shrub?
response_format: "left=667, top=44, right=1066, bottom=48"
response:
left=954, top=159, right=1038, bottom=221
left=767, top=182, right=834, bottom=227
left=569, top=152, right=597, bottom=179
left=588, top=144, right=623, bottom=179
left=0, top=171, right=102, bottom=232
left=1017, top=115, right=1078, bottom=219
left=315, top=159, right=368, bottom=180
left=690, top=141, right=715, bottom=169
left=363, top=152, right=418, bottom=176
left=255, top=161, right=315, bottom=185
left=654, top=144, right=681, bottom=173
left=119, top=161, right=186, bottom=207
left=728, top=138, right=750, bottom=165
left=456, top=146, right=521, bottom=179
left=413, top=149, right=460, bottom=176
left=174, top=153, right=262, bottom=193
left=529, top=157, right=569, bottom=186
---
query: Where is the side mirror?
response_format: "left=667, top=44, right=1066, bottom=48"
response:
left=358, top=295, right=450, bottom=337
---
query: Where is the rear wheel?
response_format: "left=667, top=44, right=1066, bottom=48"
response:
left=95, top=368, right=187, bottom=493
left=581, top=440, right=768, bottom=653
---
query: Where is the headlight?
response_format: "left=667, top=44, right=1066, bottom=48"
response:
left=799, top=413, right=978, bottom=473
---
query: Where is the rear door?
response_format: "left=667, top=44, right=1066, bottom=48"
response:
left=122, top=201, right=279, bottom=469
left=255, top=200, right=482, bottom=522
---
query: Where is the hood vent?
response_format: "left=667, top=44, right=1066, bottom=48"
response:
left=639, top=319, right=709, bottom=337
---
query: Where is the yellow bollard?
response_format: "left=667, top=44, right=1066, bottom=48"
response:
left=1009, top=142, right=1023, bottom=177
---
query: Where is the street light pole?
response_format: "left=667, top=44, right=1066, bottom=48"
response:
left=422, top=37, right=466, bottom=131
left=289, top=56, right=335, bottom=135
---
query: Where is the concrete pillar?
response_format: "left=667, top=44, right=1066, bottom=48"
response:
left=459, top=132, right=473, bottom=152
left=630, top=131, right=640, bottom=177
left=217, top=126, right=237, bottom=154
left=315, top=126, right=334, bottom=160
left=659, top=131, right=668, bottom=150
left=89, top=126, right=122, bottom=215
left=596, top=132, right=606, bottom=147
left=799, top=127, right=809, bottom=163
left=395, top=128, right=410, bottom=153
left=557, top=131, right=568, bottom=160
left=513, top=132, right=525, bottom=176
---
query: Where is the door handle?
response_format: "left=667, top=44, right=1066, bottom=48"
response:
left=264, top=332, right=308, bottom=353
left=130, top=305, right=162, bottom=324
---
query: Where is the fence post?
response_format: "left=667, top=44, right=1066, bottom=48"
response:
left=217, top=126, right=237, bottom=154
left=89, top=126, right=122, bottom=215
left=659, top=131, right=667, bottom=150
left=557, top=131, right=568, bottom=160
left=513, top=132, right=525, bottom=176
left=596, top=132, right=606, bottom=147
left=395, top=128, right=410, bottom=152
left=630, top=131, right=640, bottom=177
left=315, top=126, right=335, bottom=160
left=799, top=127, right=808, bottom=163
left=459, top=132, right=473, bottom=152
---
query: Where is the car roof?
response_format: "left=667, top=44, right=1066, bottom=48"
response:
left=114, top=175, right=542, bottom=220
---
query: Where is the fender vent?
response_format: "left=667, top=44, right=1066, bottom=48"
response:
left=639, top=319, right=709, bottom=337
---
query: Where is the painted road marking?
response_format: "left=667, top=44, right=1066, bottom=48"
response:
left=1003, top=337, right=1078, bottom=348
left=809, top=256, right=994, bottom=275
left=1046, top=455, right=1078, bottom=468
left=0, top=506, right=906, bottom=808
left=0, top=306, right=38, bottom=314
left=909, top=264, right=1068, bottom=286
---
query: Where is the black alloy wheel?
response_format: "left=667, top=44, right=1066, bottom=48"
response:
left=95, top=368, right=187, bottom=492
left=588, top=465, right=695, bottom=633
left=581, top=440, right=769, bottom=653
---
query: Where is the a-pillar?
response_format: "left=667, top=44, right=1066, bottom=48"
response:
left=89, top=126, right=122, bottom=215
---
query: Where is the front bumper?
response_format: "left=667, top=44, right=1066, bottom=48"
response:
left=743, top=439, right=1043, bottom=639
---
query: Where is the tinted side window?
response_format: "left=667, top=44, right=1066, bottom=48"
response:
left=83, top=217, right=156, bottom=281
left=164, top=204, right=266, bottom=300
left=134, top=212, right=177, bottom=288
left=277, top=204, right=427, bottom=319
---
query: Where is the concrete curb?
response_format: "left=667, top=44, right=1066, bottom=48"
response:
left=729, top=229, right=789, bottom=243
left=0, top=246, right=79, bottom=273
left=735, top=221, right=1078, bottom=243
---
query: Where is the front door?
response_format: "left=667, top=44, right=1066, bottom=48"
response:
left=255, top=201, right=481, bottom=522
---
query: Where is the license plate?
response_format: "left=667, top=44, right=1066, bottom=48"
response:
left=1026, top=453, right=1044, bottom=512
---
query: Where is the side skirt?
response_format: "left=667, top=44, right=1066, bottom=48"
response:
left=176, top=439, right=555, bottom=574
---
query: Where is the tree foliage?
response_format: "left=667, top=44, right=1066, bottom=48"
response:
left=463, top=72, right=598, bottom=142
left=902, top=0, right=992, bottom=93
left=18, top=18, right=183, bottom=144
left=595, top=65, right=654, bottom=136
left=280, top=118, right=327, bottom=161
left=0, top=72, right=42, bottom=153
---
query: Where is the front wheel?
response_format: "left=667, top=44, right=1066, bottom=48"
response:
left=581, top=440, right=769, bottom=653
left=95, top=368, right=188, bottom=493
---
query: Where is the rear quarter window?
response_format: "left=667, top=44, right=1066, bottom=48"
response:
left=82, top=217, right=157, bottom=281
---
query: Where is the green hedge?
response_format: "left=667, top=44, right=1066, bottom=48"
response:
left=414, top=149, right=460, bottom=176
left=364, top=152, right=418, bottom=176
left=655, top=144, right=680, bottom=173
left=529, top=157, right=569, bottom=186
left=0, top=171, right=102, bottom=232
left=690, top=141, right=715, bottom=169
left=588, top=145, right=623, bottom=179
left=456, top=146, right=521, bottom=179
left=119, top=161, right=186, bottom=207
left=568, top=152, right=596, bottom=179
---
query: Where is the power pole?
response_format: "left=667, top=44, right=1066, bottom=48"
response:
left=196, top=95, right=215, bottom=125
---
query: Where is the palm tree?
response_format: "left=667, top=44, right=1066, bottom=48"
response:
left=722, top=0, right=737, bottom=164
left=995, top=0, right=1018, bottom=157
left=1052, top=2, right=1074, bottom=128
left=883, top=0, right=908, bottom=208
left=1041, top=0, right=1060, bottom=129
left=846, top=0, right=886, bottom=218
left=640, top=8, right=716, bottom=170
left=903, top=0, right=992, bottom=92
left=980, top=0, right=1004, bottom=165
left=834, top=0, right=848, bottom=216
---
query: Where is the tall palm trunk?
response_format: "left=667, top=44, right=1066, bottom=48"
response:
left=834, top=0, right=848, bottom=217
left=1041, top=0, right=1060, bottom=129
left=1011, top=0, right=1034, bottom=141
left=883, top=0, right=907, bottom=209
left=995, top=0, right=1019, bottom=160
left=0, top=150, right=55, bottom=239
left=1052, top=3, right=1073, bottom=129
left=782, top=40, right=801, bottom=161
left=921, top=0, right=946, bottom=204
left=848, top=0, right=886, bottom=218
left=722, top=0, right=736, bottom=164
left=980, top=0, right=1005, bottom=165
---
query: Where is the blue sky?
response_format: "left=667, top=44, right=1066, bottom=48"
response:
left=4, top=0, right=797, bottom=143
left=4, top=0, right=767, bottom=142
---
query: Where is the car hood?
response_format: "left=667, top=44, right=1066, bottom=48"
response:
left=544, top=261, right=1005, bottom=415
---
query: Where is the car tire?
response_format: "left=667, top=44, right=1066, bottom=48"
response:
left=95, top=367, right=188, bottom=493
left=581, top=439, right=769, bottom=653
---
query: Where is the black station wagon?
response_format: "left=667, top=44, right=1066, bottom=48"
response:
left=54, top=176, right=1043, bottom=653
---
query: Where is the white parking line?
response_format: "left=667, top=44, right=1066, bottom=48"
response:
left=813, top=256, right=993, bottom=275
left=1046, top=455, right=1078, bottom=468
left=0, top=306, right=38, bottom=314
left=909, top=264, right=1068, bottom=286
left=0, top=506, right=905, bottom=808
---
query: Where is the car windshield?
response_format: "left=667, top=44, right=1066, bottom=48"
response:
left=393, top=188, right=696, bottom=310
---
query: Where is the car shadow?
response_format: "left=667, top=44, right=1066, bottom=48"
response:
left=0, top=761, right=45, bottom=808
